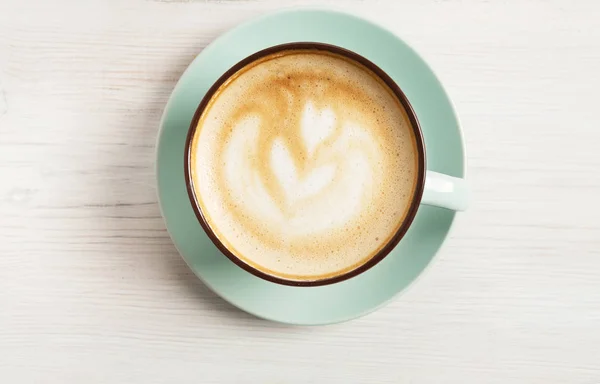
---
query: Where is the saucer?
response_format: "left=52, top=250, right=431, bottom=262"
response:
left=156, top=8, right=465, bottom=325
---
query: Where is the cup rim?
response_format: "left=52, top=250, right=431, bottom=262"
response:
left=184, top=42, right=426, bottom=287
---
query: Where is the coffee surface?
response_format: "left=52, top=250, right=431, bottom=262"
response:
left=190, top=49, right=418, bottom=281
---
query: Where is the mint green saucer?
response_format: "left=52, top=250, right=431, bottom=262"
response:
left=156, top=8, right=465, bottom=325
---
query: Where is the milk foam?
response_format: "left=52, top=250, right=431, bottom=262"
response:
left=191, top=49, right=418, bottom=281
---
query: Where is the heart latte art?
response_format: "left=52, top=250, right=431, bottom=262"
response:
left=190, top=49, right=419, bottom=281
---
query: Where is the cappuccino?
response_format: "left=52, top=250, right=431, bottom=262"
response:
left=189, top=49, right=419, bottom=282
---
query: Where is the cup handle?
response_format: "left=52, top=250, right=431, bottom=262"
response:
left=421, top=170, right=470, bottom=211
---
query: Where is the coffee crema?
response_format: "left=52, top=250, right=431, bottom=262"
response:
left=190, top=49, right=419, bottom=281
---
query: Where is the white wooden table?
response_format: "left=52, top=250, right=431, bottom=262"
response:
left=1, top=1, right=599, bottom=382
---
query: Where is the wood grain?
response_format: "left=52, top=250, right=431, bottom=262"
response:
left=1, top=0, right=599, bottom=383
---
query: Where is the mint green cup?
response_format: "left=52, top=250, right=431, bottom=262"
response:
left=157, top=8, right=468, bottom=324
left=183, top=42, right=469, bottom=287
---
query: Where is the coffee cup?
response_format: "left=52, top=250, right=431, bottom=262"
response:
left=184, top=42, right=469, bottom=286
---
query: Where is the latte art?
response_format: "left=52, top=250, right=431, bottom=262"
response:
left=224, top=102, right=383, bottom=236
left=190, top=49, right=418, bottom=281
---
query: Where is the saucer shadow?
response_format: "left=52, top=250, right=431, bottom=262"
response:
left=161, top=242, right=271, bottom=326
left=99, top=45, right=291, bottom=329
